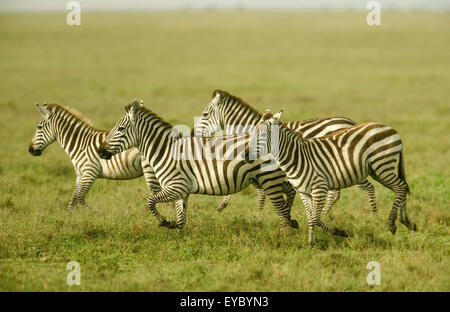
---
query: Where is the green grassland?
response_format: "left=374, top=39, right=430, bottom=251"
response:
left=0, top=11, right=449, bottom=291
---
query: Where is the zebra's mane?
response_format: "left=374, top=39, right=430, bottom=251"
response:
left=212, top=89, right=262, bottom=118
left=262, top=111, right=273, bottom=120
left=125, top=103, right=173, bottom=131
left=44, top=104, right=98, bottom=129
left=275, top=119, right=305, bottom=143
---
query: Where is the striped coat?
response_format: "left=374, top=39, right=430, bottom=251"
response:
left=29, top=103, right=159, bottom=209
left=98, top=100, right=298, bottom=229
left=194, top=89, right=376, bottom=215
left=245, top=110, right=417, bottom=245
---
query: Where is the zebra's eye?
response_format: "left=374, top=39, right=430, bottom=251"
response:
left=118, top=126, right=125, bottom=132
left=202, top=112, right=209, bottom=117
left=37, top=125, right=43, bottom=130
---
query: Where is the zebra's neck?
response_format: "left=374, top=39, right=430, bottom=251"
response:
left=136, top=111, right=175, bottom=170
left=273, top=125, right=306, bottom=176
left=53, top=111, right=100, bottom=157
left=221, top=96, right=262, bottom=134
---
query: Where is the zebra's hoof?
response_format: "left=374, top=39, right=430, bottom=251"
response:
left=167, top=221, right=178, bottom=229
left=389, top=224, right=397, bottom=235
left=334, top=229, right=348, bottom=237
left=290, top=219, right=299, bottom=229
left=400, top=219, right=417, bottom=231
left=159, top=220, right=169, bottom=227
left=159, top=220, right=177, bottom=229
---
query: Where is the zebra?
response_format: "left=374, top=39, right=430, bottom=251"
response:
left=244, top=109, right=417, bottom=245
left=97, top=99, right=298, bottom=230
left=29, top=103, right=161, bottom=209
left=194, top=89, right=377, bottom=215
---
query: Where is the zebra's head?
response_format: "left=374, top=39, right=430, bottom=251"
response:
left=29, top=103, right=56, bottom=156
left=97, top=99, right=142, bottom=160
left=244, top=109, right=283, bottom=163
left=193, top=90, right=224, bottom=137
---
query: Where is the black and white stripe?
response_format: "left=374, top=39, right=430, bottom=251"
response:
left=98, top=100, right=298, bottom=230
left=29, top=103, right=159, bottom=209
left=246, top=110, right=417, bottom=245
left=194, top=90, right=376, bottom=214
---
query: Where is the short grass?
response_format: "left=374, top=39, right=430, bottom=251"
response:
left=0, top=11, right=449, bottom=291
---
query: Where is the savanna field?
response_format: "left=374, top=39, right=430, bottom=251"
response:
left=0, top=11, right=449, bottom=291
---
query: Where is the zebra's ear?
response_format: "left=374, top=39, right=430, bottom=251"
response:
left=212, top=89, right=223, bottom=99
left=36, top=103, right=52, bottom=119
left=128, top=99, right=140, bottom=122
left=211, top=91, right=221, bottom=106
left=272, top=109, right=283, bottom=124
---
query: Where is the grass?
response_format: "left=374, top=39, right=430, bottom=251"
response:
left=0, top=11, right=449, bottom=291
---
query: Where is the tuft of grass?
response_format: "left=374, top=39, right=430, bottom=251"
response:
left=0, top=11, right=449, bottom=291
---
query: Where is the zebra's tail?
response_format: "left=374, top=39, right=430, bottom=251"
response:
left=398, top=151, right=410, bottom=194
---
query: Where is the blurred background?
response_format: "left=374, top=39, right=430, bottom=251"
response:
left=1, top=0, right=450, bottom=11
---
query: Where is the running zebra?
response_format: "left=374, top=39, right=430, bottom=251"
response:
left=245, top=110, right=417, bottom=245
left=194, top=90, right=376, bottom=215
left=29, top=103, right=161, bottom=209
left=97, top=99, right=298, bottom=230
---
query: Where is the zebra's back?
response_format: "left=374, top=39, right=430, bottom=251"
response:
left=285, top=117, right=356, bottom=139
left=305, top=122, right=402, bottom=189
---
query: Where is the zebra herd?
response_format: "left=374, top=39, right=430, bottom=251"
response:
left=29, top=90, right=417, bottom=245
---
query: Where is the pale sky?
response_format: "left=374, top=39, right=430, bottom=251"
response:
left=1, top=0, right=449, bottom=11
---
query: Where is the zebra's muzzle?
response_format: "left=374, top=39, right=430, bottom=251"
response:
left=97, top=145, right=113, bottom=160
left=29, top=145, right=42, bottom=156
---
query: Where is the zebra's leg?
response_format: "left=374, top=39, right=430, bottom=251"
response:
left=370, top=157, right=416, bottom=234
left=262, top=184, right=298, bottom=229
left=357, top=179, right=377, bottom=213
left=303, top=191, right=347, bottom=244
left=141, top=158, right=178, bottom=211
left=76, top=175, right=96, bottom=209
left=300, top=192, right=317, bottom=246
left=256, top=188, right=266, bottom=211
left=282, top=181, right=296, bottom=214
left=217, top=195, right=231, bottom=212
left=146, top=195, right=169, bottom=227
left=386, top=180, right=416, bottom=234
left=299, top=193, right=313, bottom=220
left=387, top=182, right=403, bottom=234
left=309, top=187, right=347, bottom=245
left=321, top=190, right=340, bottom=216
left=218, top=189, right=265, bottom=213
left=141, top=160, right=161, bottom=194
left=398, top=192, right=417, bottom=232
left=68, top=176, right=81, bottom=210
left=175, top=196, right=189, bottom=229
left=146, top=186, right=188, bottom=229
